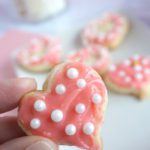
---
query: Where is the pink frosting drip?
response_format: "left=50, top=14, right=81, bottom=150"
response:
left=18, top=62, right=107, bottom=150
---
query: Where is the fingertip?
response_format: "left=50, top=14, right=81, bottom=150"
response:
left=0, top=78, right=37, bottom=113
left=15, top=78, right=37, bottom=91
left=0, top=136, right=58, bottom=150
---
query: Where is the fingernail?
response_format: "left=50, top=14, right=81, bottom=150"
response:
left=26, top=140, right=55, bottom=150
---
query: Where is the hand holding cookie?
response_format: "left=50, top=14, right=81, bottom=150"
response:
left=0, top=78, right=58, bottom=150
left=18, top=62, right=108, bottom=150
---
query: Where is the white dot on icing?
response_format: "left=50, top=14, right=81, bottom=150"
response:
left=75, top=103, right=86, bottom=114
left=30, top=118, right=41, bottom=129
left=67, top=68, right=79, bottom=79
left=34, top=100, right=46, bottom=112
left=134, top=65, right=142, bottom=72
left=92, top=93, right=102, bottom=104
left=124, top=76, right=131, bottom=83
left=76, top=79, right=87, bottom=88
left=55, top=84, right=66, bottom=95
left=65, top=124, right=76, bottom=136
left=83, top=122, right=95, bottom=135
left=135, top=73, right=143, bottom=80
left=51, top=109, right=63, bottom=122
left=124, top=59, right=131, bottom=66
left=118, top=71, right=126, bottom=77
left=109, top=64, right=116, bottom=72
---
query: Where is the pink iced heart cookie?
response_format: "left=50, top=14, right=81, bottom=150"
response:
left=82, top=12, right=129, bottom=49
left=105, top=55, right=150, bottom=99
left=16, top=36, right=62, bottom=72
left=18, top=62, right=108, bottom=150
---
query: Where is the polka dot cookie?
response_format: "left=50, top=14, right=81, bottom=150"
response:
left=82, top=12, right=129, bottom=49
left=68, top=46, right=111, bottom=76
left=16, top=36, right=62, bottom=72
left=105, top=55, right=150, bottom=99
left=18, top=62, right=108, bottom=150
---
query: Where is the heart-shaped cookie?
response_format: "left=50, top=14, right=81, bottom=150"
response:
left=68, top=46, right=110, bottom=76
left=82, top=12, right=129, bottom=49
left=105, top=54, right=150, bottom=99
left=16, top=36, right=62, bottom=72
left=18, top=62, right=108, bottom=150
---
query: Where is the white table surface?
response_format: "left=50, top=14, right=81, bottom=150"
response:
left=0, top=0, right=123, bottom=32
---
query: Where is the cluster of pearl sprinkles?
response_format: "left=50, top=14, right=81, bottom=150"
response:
left=83, top=13, right=126, bottom=44
left=17, top=37, right=61, bottom=66
left=109, top=55, right=150, bottom=84
left=30, top=67, right=103, bottom=136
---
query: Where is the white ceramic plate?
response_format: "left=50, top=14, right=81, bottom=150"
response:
left=13, top=18, right=150, bottom=150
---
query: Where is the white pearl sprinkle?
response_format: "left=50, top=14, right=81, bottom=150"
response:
left=92, top=93, right=102, bottom=104
left=135, top=73, right=143, bottom=80
left=134, top=65, right=142, bottom=72
left=30, top=118, right=41, bottom=129
left=76, top=79, right=87, bottom=88
left=51, top=109, right=63, bottom=122
left=34, top=100, right=46, bottom=112
left=118, top=71, right=126, bottom=77
left=55, top=84, right=66, bottom=95
left=109, top=64, right=116, bottom=72
left=83, top=122, right=95, bottom=135
left=75, top=103, right=86, bottom=114
left=124, top=76, right=131, bottom=83
left=65, top=124, right=76, bottom=136
left=67, top=68, right=79, bottom=79
left=31, top=56, right=40, bottom=62
left=124, top=59, right=131, bottom=66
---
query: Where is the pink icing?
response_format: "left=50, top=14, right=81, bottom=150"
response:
left=82, top=13, right=126, bottom=46
left=17, top=36, right=62, bottom=68
left=18, top=62, right=107, bottom=150
left=106, top=55, right=150, bottom=90
left=68, top=46, right=110, bottom=75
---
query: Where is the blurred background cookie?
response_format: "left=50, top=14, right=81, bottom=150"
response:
left=16, top=36, right=63, bottom=72
left=68, top=46, right=111, bottom=76
left=105, top=54, right=150, bottom=99
left=82, top=12, right=129, bottom=49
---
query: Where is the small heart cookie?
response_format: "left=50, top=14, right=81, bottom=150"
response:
left=105, top=55, right=150, bottom=99
left=82, top=12, right=129, bottom=49
left=16, top=36, right=62, bottom=72
left=18, top=62, right=108, bottom=150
